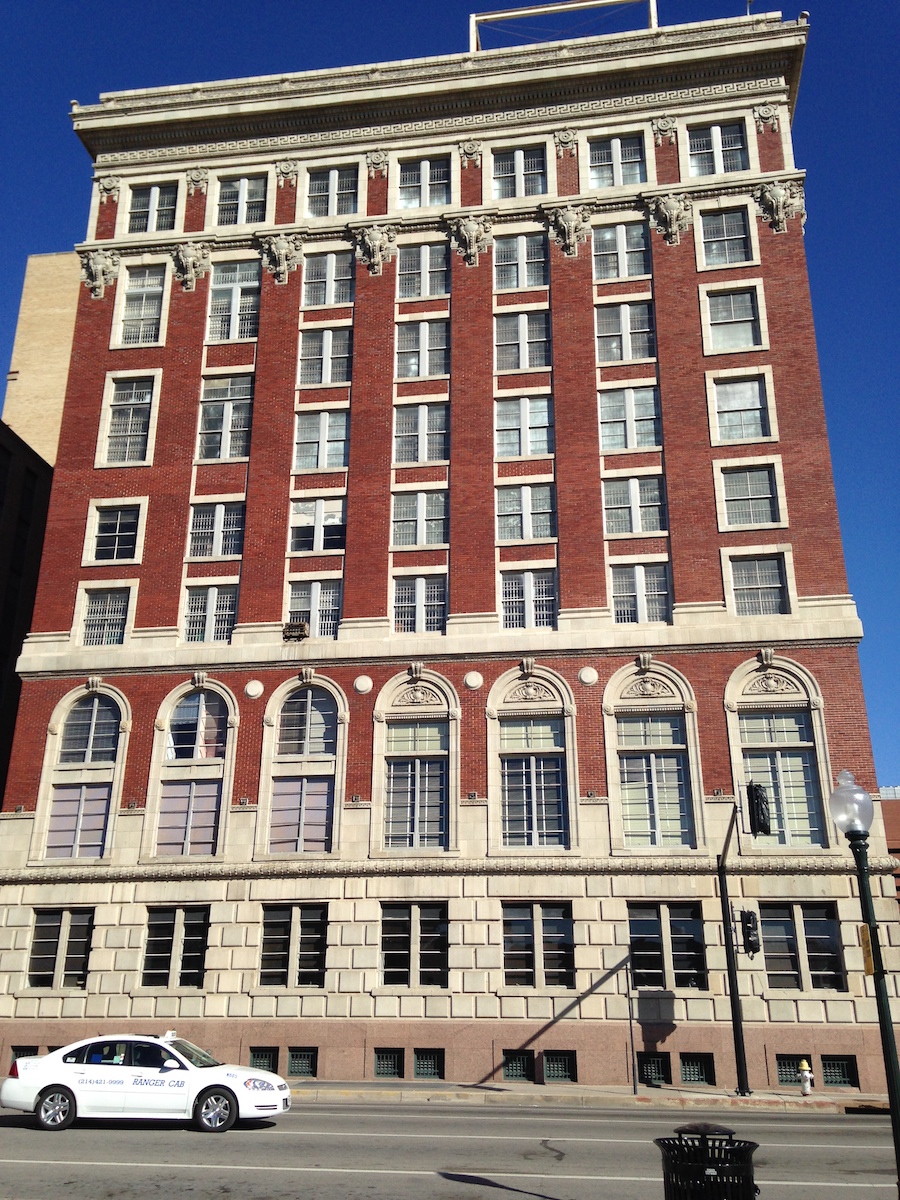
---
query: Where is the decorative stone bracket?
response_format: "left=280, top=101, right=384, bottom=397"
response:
left=651, top=116, right=677, bottom=146
left=186, top=167, right=209, bottom=196
left=275, top=159, right=300, bottom=187
left=458, top=139, right=482, bottom=168
left=545, top=203, right=592, bottom=256
left=172, top=241, right=211, bottom=291
left=353, top=224, right=398, bottom=275
left=260, top=232, right=303, bottom=283
left=753, top=178, right=806, bottom=233
left=79, top=248, right=120, bottom=299
left=447, top=214, right=492, bottom=266
left=366, top=149, right=390, bottom=178
left=97, top=176, right=121, bottom=204
left=553, top=128, right=578, bottom=158
left=644, top=192, right=693, bottom=246
left=753, top=104, right=780, bottom=133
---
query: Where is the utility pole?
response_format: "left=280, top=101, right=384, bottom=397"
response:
left=718, top=804, right=752, bottom=1096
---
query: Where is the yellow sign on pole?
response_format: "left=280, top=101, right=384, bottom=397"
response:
left=861, top=924, right=875, bottom=976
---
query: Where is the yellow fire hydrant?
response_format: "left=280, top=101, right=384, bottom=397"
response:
left=798, top=1059, right=814, bottom=1096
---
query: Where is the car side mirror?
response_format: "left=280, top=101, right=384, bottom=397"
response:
left=163, top=1058, right=181, bottom=1070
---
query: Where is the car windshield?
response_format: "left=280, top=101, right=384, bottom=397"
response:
left=167, top=1039, right=221, bottom=1068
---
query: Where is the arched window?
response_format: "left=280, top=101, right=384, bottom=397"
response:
left=59, top=695, right=121, bottom=764
left=269, top=686, right=339, bottom=854
left=726, top=657, right=828, bottom=848
left=603, top=663, right=702, bottom=850
left=149, top=688, right=233, bottom=857
left=486, top=667, right=578, bottom=852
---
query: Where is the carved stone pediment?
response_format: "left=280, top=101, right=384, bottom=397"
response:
left=448, top=214, right=492, bottom=266
left=353, top=224, right=398, bottom=275
left=172, top=241, right=211, bottom=291
left=644, top=192, right=692, bottom=246
left=547, top=204, right=592, bottom=257
left=79, top=248, right=120, bottom=299
left=505, top=681, right=555, bottom=705
left=394, top=684, right=443, bottom=707
left=260, top=232, right=303, bottom=283
left=743, top=672, right=802, bottom=696
left=621, top=675, right=676, bottom=700
left=754, top=179, right=806, bottom=233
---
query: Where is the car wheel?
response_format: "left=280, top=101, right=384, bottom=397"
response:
left=36, top=1087, right=76, bottom=1131
left=194, top=1087, right=237, bottom=1132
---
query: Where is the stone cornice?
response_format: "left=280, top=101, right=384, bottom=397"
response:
left=1, top=853, right=891, bottom=888
left=73, top=17, right=805, bottom=163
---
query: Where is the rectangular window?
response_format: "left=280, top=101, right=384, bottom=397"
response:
left=303, top=252, right=354, bottom=306
left=294, top=410, right=349, bottom=471
left=288, top=580, right=342, bottom=638
left=396, top=321, right=450, bottom=378
left=638, top=1052, right=672, bottom=1085
left=393, top=575, right=447, bottom=634
left=107, top=378, right=153, bottom=463
left=708, top=290, right=761, bottom=350
left=392, top=491, right=449, bottom=546
left=385, top=720, right=449, bottom=849
left=269, top=779, right=334, bottom=853
left=94, top=505, right=139, bottom=561
left=83, top=588, right=129, bottom=646
left=156, top=781, right=221, bottom=856
left=603, top=476, right=666, bottom=535
left=307, top=166, right=358, bottom=217
left=493, top=147, right=547, bottom=198
left=260, top=903, right=328, bottom=986
left=496, top=396, right=554, bottom=457
left=495, top=312, right=551, bottom=371
left=290, top=498, right=346, bottom=553
left=731, top=555, right=788, bottom=615
left=399, top=158, right=451, bottom=208
left=544, top=1051, right=577, bottom=1082
left=414, top=1049, right=445, bottom=1079
left=722, top=466, right=779, bottom=526
left=47, top=785, right=111, bottom=858
left=760, top=903, right=844, bottom=990
left=207, top=262, right=260, bottom=341
left=374, top=1048, right=404, bottom=1078
left=394, top=403, right=449, bottom=463
left=503, top=1049, right=535, bottom=1080
left=128, top=184, right=177, bottom=234
left=299, top=328, right=352, bottom=385
left=822, top=1056, right=859, bottom=1088
left=184, top=584, right=238, bottom=643
left=121, top=266, right=164, bottom=345
left=714, top=377, right=771, bottom=441
left=593, top=223, right=651, bottom=280
left=397, top=244, right=450, bottom=299
left=500, top=718, right=568, bottom=847
left=599, top=387, right=660, bottom=451
left=702, top=209, right=752, bottom=265
left=681, top=1053, right=716, bottom=1085
left=497, top=484, right=556, bottom=541
left=740, top=709, right=824, bottom=845
left=589, top=135, right=647, bottom=187
left=501, top=570, right=557, bottom=630
left=289, top=1047, right=318, bottom=1077
left=611, top=563, right=671, bottom=624
left=188, top=502, right=245, bottom=557
left=217, top=176, right=267, bottom=225
left=689, top=122, right=749, bottom=176
left=199, top=376, right=253, bottom=459
left=494, top=235, right=548, bottom=290
left=502, top=901, right=574, bottom=986
left=28, top=909, right=94, bottom=988
left=596, top=302, right=655, bottom=361
left=141, top=906, right=210, bottom=988
left=382, top=902, right=449, bottom=985
left=628, top=902, right=708, bottom=988
left=618, top=715, right=694, bottom=846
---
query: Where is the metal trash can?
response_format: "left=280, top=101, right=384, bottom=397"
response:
left=654, top=1123, right=759, bottom=1199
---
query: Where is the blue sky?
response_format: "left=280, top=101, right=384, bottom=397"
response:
left=1, top=0, right=897, bottom=782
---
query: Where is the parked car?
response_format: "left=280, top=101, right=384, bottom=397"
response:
left=1, top=1032, right=291, bottom=1131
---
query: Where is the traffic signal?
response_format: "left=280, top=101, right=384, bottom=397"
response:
left=747, top=781, right=771, bottom=837
left=740, top=910, right=760, bottom=957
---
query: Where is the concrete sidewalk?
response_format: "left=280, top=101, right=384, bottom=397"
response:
left=288, top=1078, right=889, bottom=1115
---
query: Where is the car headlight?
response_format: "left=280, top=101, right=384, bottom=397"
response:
left=243, top=1077, right=276, bottom=1091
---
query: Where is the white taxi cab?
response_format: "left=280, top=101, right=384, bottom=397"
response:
left=1, top=1031, right=291, bottom=1132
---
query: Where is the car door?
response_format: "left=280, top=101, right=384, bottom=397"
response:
left=124, top=1041, right=190, bottom=1116
left=68, top=1040, right=130, bottom=1114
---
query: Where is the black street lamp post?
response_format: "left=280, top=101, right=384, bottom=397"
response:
left=828, top=770, right=900, bottom=1200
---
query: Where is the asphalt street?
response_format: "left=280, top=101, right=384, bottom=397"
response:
left=0, top=1101, right=894, bottom=1198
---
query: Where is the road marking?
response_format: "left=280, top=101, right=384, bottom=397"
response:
left=279, top=1128, right=889, bottom=1151
left=0, top=1159, right=891, bottom=1189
